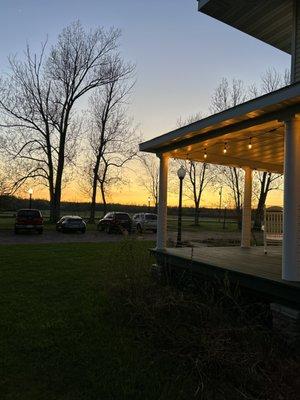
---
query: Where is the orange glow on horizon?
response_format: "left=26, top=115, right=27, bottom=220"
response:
left=19, top=180, right=283, bottom=209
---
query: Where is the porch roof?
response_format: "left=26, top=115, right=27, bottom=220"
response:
left=197, top=0, right=293, bottom=54
left=139, top=83, right=300, bottom=173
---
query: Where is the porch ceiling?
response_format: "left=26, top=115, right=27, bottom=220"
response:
left=139, top=83, right=300, bottom=174
left=197, top=0, right=292, bottom=54
left=170, top=119, right=284, bottom=173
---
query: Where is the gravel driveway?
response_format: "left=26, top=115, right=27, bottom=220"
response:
left=0, top=229, right=156, bottom=245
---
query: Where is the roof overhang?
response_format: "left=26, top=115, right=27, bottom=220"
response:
left=197, top=0, right=293, bottom=54
left=139, top=83, right=300, bottom=173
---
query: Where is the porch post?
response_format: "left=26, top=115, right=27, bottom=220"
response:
left=283, top=116, right=300, bottom=281
left=156, top=153, right=169, bottom=250
left=241, top=166, right=252, bottom=248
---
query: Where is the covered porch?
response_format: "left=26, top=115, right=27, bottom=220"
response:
left=152, top=246, right=300, bottom=309
left=140, top=83, right=300, bottom=286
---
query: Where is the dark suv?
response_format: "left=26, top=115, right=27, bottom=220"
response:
left=14, top=209, right=43, bottom=234
left=97, top=212, right=132, bottom=234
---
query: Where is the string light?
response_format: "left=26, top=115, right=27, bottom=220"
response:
left=248, top=137, right=252, bottom=150
left=196, top=126, right=283, bottom=161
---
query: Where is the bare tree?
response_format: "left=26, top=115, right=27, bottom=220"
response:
left=247, top=67, right=288, bottom=228
left=175, top=113, right=214, bottom=225
left=217, top=166, right=243, bottom=213
left=210, top=78, right=246, bottom=114
left=0, top=21, right=123, bottom=221
left=210, top=78, right=247, bottom=225
left=210, top=70, right=287, bottom=227
left=249, top=67, right=290, bottom=98
left=86, top=68, right=137, bottom=222
left=252, top=172, right=283, bottom=229
left=185, top=161, right=214, bottom=225
left=138, top=154, right=159, bottom=210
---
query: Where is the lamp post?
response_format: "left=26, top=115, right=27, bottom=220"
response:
left=176, top=165, right=186, bottom=247
left=28, top=188, right=33, bottom=209
left=148, top=196, right=151, bottom=212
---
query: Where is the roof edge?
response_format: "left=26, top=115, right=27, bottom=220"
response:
left=139, top=82, right=300, bottom=153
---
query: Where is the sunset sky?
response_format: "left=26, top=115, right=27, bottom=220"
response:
left=0, top=0, right=289, bottom=207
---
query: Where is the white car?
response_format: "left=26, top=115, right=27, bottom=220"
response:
left=132, top=213, right=157, bottom=233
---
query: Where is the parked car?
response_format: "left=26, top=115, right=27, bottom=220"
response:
left=132, top=213, right=157, bottom=233
left=97, top=212, right=132, bottom=234
left=56, top=216, right=86, bottom=233
left=14, top=209, right=43, bottom=234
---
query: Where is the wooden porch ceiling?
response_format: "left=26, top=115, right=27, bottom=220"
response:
left=170, top=119, right=284, bottom=173
left=197, top=0, right=293, bottom=54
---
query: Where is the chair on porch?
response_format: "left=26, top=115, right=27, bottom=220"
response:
left=263, top=207, right=283, bottom=254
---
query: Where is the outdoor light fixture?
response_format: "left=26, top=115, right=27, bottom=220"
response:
left=176, top=165, right=186, bottom=247
left=204, top=148, right=207, bottom=159
left=177, top=165, right=186, bottom=180
left=223, top=142, right=227, bottom=154
left=28, top=188, right=33, bottom=209
left=248, top=137, right=252, bottom=149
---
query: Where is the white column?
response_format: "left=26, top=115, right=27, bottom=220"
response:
left=156, top=153, right=169, bottom=250
left=241, top=166, right=252, bottom=248
left=283, top=116, right=300, bottom=281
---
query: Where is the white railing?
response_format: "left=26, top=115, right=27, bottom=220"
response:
left=263, top=206, right=283, bottom=254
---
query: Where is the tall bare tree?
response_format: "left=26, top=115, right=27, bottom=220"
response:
left=87, top=69, right=137, bottom=222
left=210, top=78, right=246, bottom=224
left=138, top=154, right=159, bottom=210
left=176, top=113, right=214, bottom=224
left=184, top=161, right=214, bottom=225
left=217, top=166, right=243, bottom=212
left=0, top=21, right=123, bottom=221
left=248, top=67, right=288, bottom=228
left=210, top=78, right=246, bottom=114
left=210, top=69, right=287, bottom=227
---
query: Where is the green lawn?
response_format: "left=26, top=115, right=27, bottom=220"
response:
left=0, top=241, right=161, bottom=400
left=0, top=241, right=298, bottom=399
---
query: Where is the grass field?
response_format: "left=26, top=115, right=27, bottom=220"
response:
left=0, top=241, right=160, bottom=399
left=0, top=240, right=298, bottom=399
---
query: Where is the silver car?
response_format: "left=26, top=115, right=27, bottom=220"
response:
left=56, top=216, right=86, bottom=233
left=132, top=213, right=157, bottom=233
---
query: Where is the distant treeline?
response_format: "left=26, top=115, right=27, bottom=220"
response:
left=0, top=194, right=241, bottom=219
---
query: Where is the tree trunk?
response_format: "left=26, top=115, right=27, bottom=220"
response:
left=254, top=192, right=268, bottom=230
left=89, top=163, right=100, bottom=223
left=100, top=182, right=107, bottom=217
left=236, top=207, right=242, bottom=230
left=50, top=190, right=61, bottom=222
left=51, top=154, right=64, bottom=222
left=254, top=172, right=271, bottom=230
left=194, top=203, right=200, bottom=225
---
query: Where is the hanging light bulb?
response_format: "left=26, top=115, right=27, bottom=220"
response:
left=223, top=142, right=227, bottom=154
left=204, top=148, right=207, bottom=159
left=248, top=137, right=252, bottom=150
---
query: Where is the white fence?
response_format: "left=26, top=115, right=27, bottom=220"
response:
left=263, top=207, right=283, bottom=254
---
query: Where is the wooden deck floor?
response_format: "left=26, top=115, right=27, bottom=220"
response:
left=152, top=246, right=300, bottom=308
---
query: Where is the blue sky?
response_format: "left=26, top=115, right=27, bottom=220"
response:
left=0, top=0, right=290, bottom=141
